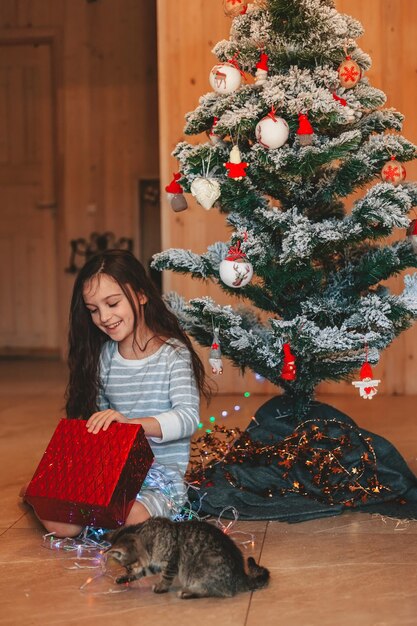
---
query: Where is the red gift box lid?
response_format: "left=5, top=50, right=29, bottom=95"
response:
left=25, top=419, right=154, bottom=518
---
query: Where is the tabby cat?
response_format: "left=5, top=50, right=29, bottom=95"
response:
left=106, top=517, right=270, bottom=599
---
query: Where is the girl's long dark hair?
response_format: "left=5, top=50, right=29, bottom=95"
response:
left=65, top=249, right=210, bottom=419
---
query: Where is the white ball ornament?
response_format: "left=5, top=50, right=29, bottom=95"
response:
left=190, top=177, right=221, bottom=210
left=219, top=240, right=253, bottom=288
left=220, top=257, right=253, bottom=288
left=209, top=62, right=242, bottom=94
left=255, top=112, right=289, bottom=149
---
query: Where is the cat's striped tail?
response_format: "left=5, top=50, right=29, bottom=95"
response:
left=246, top=557, right=270, bottom=590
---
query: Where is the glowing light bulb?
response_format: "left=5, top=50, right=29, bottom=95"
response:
left=209, top=416, right=216, bottom=423
left=221, top=410, right=228, bottom=417
left=234, top=405, right=241, bottom=411
left=198, top=422, right=203, bottom=429
left=244, top=391, right=251, bottom=398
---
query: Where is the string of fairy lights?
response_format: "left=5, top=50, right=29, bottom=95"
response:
left=197, top=373, right=266, bottom=434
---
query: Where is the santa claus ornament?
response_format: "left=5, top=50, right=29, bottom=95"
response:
left=280, top=343, right=296, bottom=381
left=209, top=327, right=223, bottom=375
left=338, top=55, right=361, bottom=89
left=255, top=107, right=289, bottom=149
left=224, top=145, right=248, bottom=180
left=209, top=58, right=243, bottom=94
left=165, top=173, right=188, bottom=212
left=381, top=156, right=406, bottom=186
left=219, top=239, right=253, bottom=288
left=352, top=361, right=381, bottom=400
left=296, top=113, right=314, bottom=146
left=223, top=0, right=248, bottom=17
left=406, top=219, right=417, bottom=253
left=255, top=51, right=269, bottom=85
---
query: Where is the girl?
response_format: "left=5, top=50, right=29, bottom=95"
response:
left=39, top=249, right=208, bottom=537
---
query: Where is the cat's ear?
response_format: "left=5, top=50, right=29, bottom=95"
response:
left=103, top=529, right=117, bottom=542
left=106, top=547, right=127, bottom=563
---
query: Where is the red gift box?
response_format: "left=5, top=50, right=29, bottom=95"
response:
left=25, top=419, right=154, bottom=528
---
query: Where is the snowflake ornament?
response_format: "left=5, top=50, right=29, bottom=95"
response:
left=381, top=156, right=406, bottom=186
left=338, top=56, right=361, bottom=89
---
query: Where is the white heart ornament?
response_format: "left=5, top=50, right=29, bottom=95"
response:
left=190, top=177, right=221, bottom=210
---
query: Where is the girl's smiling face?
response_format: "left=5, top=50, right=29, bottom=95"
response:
left=83, top=273, right=145, bottom=345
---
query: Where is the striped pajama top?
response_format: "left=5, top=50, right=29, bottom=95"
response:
left=97, top=338, right=200, bottom=507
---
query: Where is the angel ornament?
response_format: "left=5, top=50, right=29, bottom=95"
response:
left=209, top=327, right=223, bottom=375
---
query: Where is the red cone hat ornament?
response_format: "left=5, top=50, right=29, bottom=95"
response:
left=224, top=145, right=248, bottom=180
left=165, top=173, right=188, bottom=212
left=332, top=92, right=355, bottom=122
left=332, top=92, right=347, bottom=107
left=381, top=156, right=406, bottom=186
left=165, top=172, right=183, bottom=198
left=255, top=51, right=269, bottom=85
left=338, top=55, right=361, bottom=89
left=209, top=327, right=223, bottom=375
left=255, top=107, right=289, bottom=149
left=209, top=57, right=243, bottom=94
left=406, top=219, right=417, bottom=254
left=207, top=116, right=222, bottom=145
left=296, top=113, right=314, bottom=146
left=223, top=0, right=248, bottom=17
left=280, top=343, right=296, bottom=381
left=352, top=361, right=381, bottom=399
left=219, top=239, right=253, bottom=288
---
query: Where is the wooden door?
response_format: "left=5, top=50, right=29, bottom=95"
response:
left=0, top=42, right=58, bottom=354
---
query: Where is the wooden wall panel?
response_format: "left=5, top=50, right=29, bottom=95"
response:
left=158, top=0, right=417, bottom=395
left=0, top=0, right=159, bottom=354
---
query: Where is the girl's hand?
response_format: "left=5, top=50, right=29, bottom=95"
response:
left=86, top=409, right=129, bottom=434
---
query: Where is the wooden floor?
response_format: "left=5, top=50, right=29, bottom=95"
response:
left=1, top=359, right=417, bottom=626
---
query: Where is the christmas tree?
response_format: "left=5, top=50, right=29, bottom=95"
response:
left=153, top=0, right=417, bottom=420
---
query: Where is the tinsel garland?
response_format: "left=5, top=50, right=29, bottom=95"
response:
left=187, top=420, right=397, bottom=508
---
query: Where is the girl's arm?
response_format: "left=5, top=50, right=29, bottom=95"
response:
left=86, top=410, right=162, bottom=437
left=148, top=348, right=200, bottom=443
